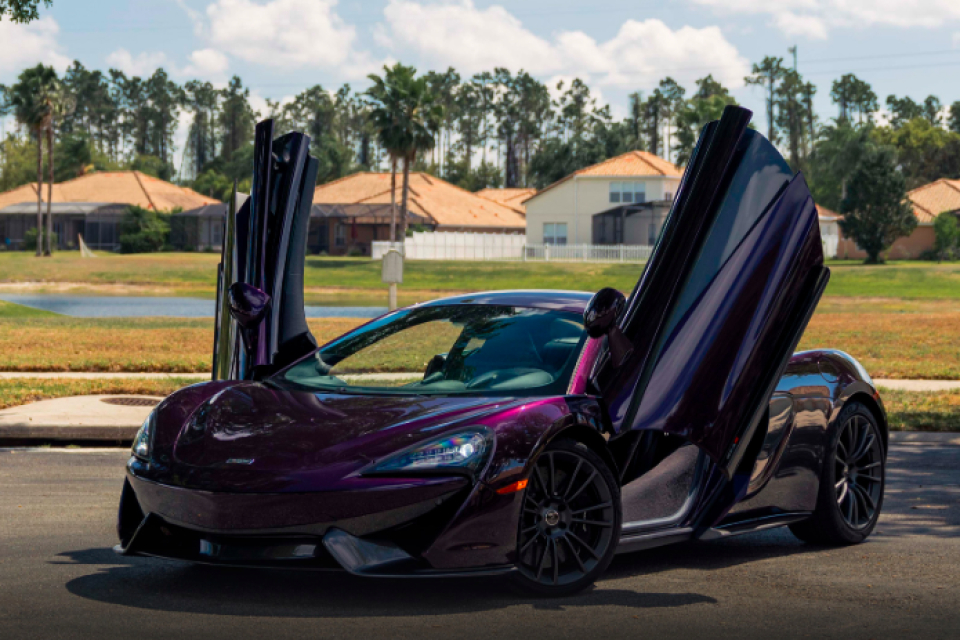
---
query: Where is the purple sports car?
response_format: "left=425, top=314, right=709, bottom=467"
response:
left=117, top=106, right=887, bottom=595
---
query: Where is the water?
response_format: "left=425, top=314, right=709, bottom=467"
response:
left=0, top=294, right=387, bottom=319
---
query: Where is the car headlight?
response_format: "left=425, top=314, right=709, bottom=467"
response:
left=370, top=428, right=492, bottom=475
left=132, top=411, right=155, bottom=460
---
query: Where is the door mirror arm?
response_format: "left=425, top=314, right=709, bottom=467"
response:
left=584, top=288, right=634, bottom=367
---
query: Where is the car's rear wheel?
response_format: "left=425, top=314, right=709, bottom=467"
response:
left=790, top=401, right=885, bottom=545
left=513, top=439, right=621, bottom=596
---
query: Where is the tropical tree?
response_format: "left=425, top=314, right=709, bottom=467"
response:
left=0, top=0, right=51, bottom=22
left=367, top=63, right=442, bottom=243
left=745, top=56, right=785, bottom=142
left=675, top=76, right=737, bottom=167
left=839, top=144, right=917, bottom=264
left=4, top=64, right=58, bottom=256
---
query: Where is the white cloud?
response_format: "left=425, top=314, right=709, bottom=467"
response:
left=105, top=49, right=169, bottom=77
left=181, top=48, right=230, bottom=80
left=204, top=0, right=373, bottom=74
left=380, top=1, right=749, bottom=89
left=953, top=31, right=960, bottom=47
left=383, top=0, right=558, bottom=74
left=0, top=16, right=71, bottom=77
left=691, top=0, right=960, bottom=38
left=774, top=12, right=828, bottom=40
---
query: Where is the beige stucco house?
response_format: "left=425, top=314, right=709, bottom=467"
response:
left=523, top=151, right=683, bottom=246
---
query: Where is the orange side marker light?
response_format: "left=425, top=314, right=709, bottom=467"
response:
left=496, top=479, right=529, bottom=495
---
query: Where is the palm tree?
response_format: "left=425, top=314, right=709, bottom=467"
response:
left=366, top=64, right=442, bottom=244
left=6, top=64, right=58, bottom=256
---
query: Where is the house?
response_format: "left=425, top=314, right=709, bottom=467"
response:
left=476, top=187, right=536, bottom=214
left=523, top=151, right=683, bottom=246
left=834, top=178, right=960, bottom=259
left=312, top=172, right=526, bottom=256
left=0, top=171, right=218, bottom=251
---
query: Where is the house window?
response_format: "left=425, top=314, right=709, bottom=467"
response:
left=664, top=191, right=673, bottom=201
left=543, top=223, right=568, bottom=245
left=613, top=181, right=645, bottom=204
left=648, top=222, right=657, bottom=245
left=212, top=220, right=223, bottom=246
left=335, top=223, right=346, bottom=246
left=609, top=182, right=621, bottom=204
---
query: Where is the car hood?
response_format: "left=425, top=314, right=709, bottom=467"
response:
left=150, top=381, right=515, bottom=491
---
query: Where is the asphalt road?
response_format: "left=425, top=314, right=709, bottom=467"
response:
left=0, top=442, right=957, bottom=640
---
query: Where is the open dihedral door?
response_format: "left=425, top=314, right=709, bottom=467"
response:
left=212, top=119, right=320, bottom=381
left=591, top=106, right=829, bottom=480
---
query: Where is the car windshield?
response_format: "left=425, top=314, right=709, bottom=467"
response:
left=274, top=304, right=587, bottom=397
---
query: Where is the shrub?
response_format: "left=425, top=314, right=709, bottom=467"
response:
left=22, top=227, right=57, bottom=252
left=119, top=205, right=169, bottom=254
left=933, top=212, right=960, bottom=262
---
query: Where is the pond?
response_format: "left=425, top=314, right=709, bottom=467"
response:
left=0, top=294, right=388, bottom=319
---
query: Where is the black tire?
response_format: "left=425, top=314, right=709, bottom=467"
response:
left=790, top=401, right=885, bottom=545
left=512, top=438, right=621, bottom=596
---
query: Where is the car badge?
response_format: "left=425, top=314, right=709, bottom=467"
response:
left=225, top=458, right=255, bottom=465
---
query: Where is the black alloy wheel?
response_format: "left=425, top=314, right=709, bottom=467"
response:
left=514, top=439, right=621, bottom=595
left=790, top=401, right=886, bottom=545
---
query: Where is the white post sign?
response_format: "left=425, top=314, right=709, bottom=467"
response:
left=381, top=249, right=403, bottom=310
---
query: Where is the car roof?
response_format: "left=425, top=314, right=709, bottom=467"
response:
left=415, top=290, right=593, bottom=315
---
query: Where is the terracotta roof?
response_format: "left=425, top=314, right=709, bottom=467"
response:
left=475, top=187, right=536, bottom=213
left=525, top=150, right=683, bottom=204
left=816, top=205, right=840, bottom=221
left=907, top=178, right=960, bottom=224
left=0, top=171, right=218, bottom=212
left=314, top=172, right=526, bottom=230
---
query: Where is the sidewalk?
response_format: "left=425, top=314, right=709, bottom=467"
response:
left=0, top=395, right=161, bottom=441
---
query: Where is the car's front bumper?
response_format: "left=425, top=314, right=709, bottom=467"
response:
left=117, top=467, right=520, bottom=577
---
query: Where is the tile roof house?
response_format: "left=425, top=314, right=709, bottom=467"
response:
left=475, top=187, right=536, bottom=214
left=311, top=172, right=526, bottom=256
left=0, top=171, right=218, bottom=251
left=523, top=150, right=684, bottom=246
left=834, top=178, right=960, bottom=260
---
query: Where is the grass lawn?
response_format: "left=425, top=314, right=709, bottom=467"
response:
left=0, top=302, right=364, bottom=372
left=1, top=294, right=959, bottom=378
left=877, top=388, right=960, bottom=432
left=4, top=252, right=960, bottom=302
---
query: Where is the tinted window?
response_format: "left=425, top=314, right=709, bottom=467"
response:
left=276, top=305, right=587, bottom=397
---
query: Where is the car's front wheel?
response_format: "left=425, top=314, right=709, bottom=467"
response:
left=790, top=401, right=886, bottom=545
left=513, top=438, right=621, bottom=596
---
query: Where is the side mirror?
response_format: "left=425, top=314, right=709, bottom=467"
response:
left=583, top=287, right=633, bottom=366
left=583, top=288, right=625, bottom=338
left=228, top=282, right=271, bottom=329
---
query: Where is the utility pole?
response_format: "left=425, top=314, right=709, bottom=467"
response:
left=788, top=45, right=798, bottom=71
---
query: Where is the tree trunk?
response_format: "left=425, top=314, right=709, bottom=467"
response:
left=390, top=156, right=398, bottom=244
left=400, top=154, right=411, bottom=243
left=45, top=125, right=54, bottom=256
left=36, top=131, right=43, bottom=257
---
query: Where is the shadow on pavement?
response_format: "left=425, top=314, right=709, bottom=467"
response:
left=55, top=533, right=830, bottom=618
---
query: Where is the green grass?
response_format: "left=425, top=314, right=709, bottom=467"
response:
left=3, top=252, right=960, bottom=301
left=0, top=300, right=59, bottom=318
left=878, top=388, right=960, bottom=432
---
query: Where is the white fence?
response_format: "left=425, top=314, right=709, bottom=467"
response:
left=372, top=232, right=652, bottom=263
left=372, top=231, right=526, bottom=261
left=523, top=243, right=654, bottom=262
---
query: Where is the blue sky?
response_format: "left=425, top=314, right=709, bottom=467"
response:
left=2, top=0, right=959, bottom=161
